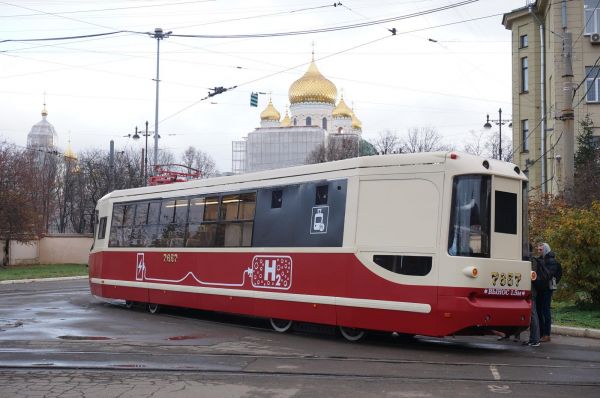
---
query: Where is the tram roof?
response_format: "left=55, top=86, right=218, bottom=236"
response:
left=103, top=151, right=525, bottom=201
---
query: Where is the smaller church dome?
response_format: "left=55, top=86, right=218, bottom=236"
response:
left=351, top=111, right=362, bottom=130
left=280, top=108, right=291, bottom=127
left=64, top=141, right=77, bottom=161
left=260, top=98, right=281, bottom=121
left=332, top=96, right=353, bottom=118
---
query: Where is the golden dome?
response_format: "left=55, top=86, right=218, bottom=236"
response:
left=332, top=96, right=352, bottom=118
left=64, top=141, right=77, bottom=161
left=351, top=111, right=362, bottom=130
left=260, top=98, right=280, bottom=121
left=288, top=60, right=337, bottom=105
left=280, top=108, right=291, bottom=127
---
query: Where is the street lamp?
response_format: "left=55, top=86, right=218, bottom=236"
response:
left=483, top=108, right=512, bottom=160
left=132, top=121, right=151, bottom=186
left=149, top=27, right=171, bottom=168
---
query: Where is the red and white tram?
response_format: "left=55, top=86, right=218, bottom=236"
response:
left=89, top=152, right=532, bottom=341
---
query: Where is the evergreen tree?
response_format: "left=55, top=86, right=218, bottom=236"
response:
left=575, top=114, right=597, bottom=169
left=571, top=114, right=600, bottom=207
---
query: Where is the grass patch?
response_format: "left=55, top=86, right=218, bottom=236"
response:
left=0, top=263, right=88, bottom=281
left=553, top=300, right=600, bottom=329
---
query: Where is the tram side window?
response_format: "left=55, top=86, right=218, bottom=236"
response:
left=448, top=175, right=491, bottom=258
left=218, top=193, right=256, bottom=247
left=109, top=204, right=124, bottom=246
left=494, top=191, right=517, bottom=234
left=373, top=255, right=432, bottom=276
left=145, top=202, right=161, bottom=247
left=157, top=199, right=188, bottom=247
left=271, top=190, right=283, bottom=208
left=130, top=203, right=148, bottom=247
left=97, top=217, right=107, bottom=240
left=186, top=196, right=218, bottom=247
left=315, top=185, right=328, bottom=205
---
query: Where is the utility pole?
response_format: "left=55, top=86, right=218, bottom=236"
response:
left=109, top=140, right=114, bottom=192
left=150, top=28, right=171, bottom=169
left=561, top=30, right=575, bottom=193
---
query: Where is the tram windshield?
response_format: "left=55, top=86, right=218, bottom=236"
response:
left=448, top=175, right=491, bottom=258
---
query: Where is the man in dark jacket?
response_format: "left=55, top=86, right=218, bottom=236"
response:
left=535, top=242, right=563, bottom=342
left=524, top=254, right=541, bottom=346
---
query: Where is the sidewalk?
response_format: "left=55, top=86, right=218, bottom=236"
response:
left=2, top=276, right=599, bottom=339
left=0, top=275, right=88, bottom=285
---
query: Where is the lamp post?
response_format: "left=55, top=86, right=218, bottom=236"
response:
left=149, top=27, right=171, bottom=168
left=133, top=121, right=151, bottom=186
left=483, top=108, right=512, bottom=160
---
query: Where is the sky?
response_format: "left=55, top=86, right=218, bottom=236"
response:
left=0, top=0, right=529, bottom=172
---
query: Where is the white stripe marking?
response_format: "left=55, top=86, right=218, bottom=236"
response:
left=490, top=365, right=501, bottom=381
left=90, top=278, right=431, bottom=314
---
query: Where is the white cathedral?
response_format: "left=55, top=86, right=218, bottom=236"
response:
left=232, top=58, right=362, bottom=174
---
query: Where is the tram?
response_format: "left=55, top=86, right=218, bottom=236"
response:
left=88, top=152, right=532, bottom=341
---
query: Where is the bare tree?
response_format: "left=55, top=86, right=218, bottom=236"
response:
left=371, top=130, right=401, bottom=154
left=484, top=131, right=513, bottom=162
left=463, top=130, right=486, bottom=156
left=0, top=143, right=44, bottom=264
left=307, top=135, right=360, bottom=164
left=180, top=146, right=217, bottom=178
left=401, top=127, right=453, bottom=153
left=462, top=129, right=513, bottom=162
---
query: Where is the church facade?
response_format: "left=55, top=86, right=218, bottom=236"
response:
left=232, top=58, right=362, bottom=174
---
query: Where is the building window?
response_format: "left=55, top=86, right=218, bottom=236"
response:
left=293, top=118, right=297, bottom=126
left=585, top=0, right=600, bottom=35
left=522, top=119, right=529, bottom=152
left=586, top=66, right=600, bottom=102
left=306, top=116, right=312, bottom=126
left=322, top=117, right=327, bottom=130
left=521, top=57, right=528, bottom=92
left=519, top=34, right=528, bottom=48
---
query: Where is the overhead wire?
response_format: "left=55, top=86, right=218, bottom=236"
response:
left=0, top=0, right=215, bottom=18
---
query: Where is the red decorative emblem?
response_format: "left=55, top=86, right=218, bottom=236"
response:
left=251, top=256, right=292, bottom=290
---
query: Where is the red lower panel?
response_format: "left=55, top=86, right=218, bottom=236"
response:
left=88, top=251, right=530, bottom=337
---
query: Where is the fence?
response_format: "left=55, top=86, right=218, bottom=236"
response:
left=1, top=234, right=93, bottom=265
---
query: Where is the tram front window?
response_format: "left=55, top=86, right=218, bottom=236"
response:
left=448, top=175, right=491, bottom=257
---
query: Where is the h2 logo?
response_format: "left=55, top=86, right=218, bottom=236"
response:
left=251, top=256, right=293, bottom=290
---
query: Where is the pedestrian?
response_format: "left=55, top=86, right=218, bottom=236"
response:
left=534, top=242, right=563, bottom=343
left=523, top=253, right=540, bottom=347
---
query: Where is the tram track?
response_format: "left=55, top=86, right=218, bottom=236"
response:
left=0, top=363, right=598, bottom=388
left=0, top=345, right=598, bottom=370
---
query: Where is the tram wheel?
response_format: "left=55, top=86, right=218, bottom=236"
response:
left=147, top=303, right=160, bottom=314
left=269, top=318, right=294, bottom=333
left=124, top=300, right=135, bottom=309
left=339, top=326, right=365, bottom=342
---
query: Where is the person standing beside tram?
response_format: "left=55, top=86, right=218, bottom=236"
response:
left=523, top=249, right=541, bottom=347
left=535, top=242, right=563, bottom=343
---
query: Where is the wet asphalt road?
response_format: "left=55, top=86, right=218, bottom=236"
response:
left=0, top=279, right=599, bottom=398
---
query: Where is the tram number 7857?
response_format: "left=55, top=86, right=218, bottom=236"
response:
left=491, top=272, right=521, bottom=288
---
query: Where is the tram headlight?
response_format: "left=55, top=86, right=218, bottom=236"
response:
left=462, top=266, right=479, bottom=278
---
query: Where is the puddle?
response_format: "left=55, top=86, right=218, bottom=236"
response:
left=0, top=320, right=24, bottom=331
left=58, top=335, right=112, bottom=341
left=167, top=335, right=205, bottom=341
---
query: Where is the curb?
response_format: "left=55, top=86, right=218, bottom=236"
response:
left=0, top=276, right=88, bottom=285
left=553, top=325, right=600, bottom=339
